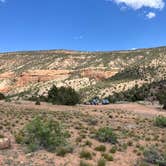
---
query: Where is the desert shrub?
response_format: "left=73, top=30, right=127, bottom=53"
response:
left=0, top=93, right=5, bottom=100
left=97, top=158, right=106, bottom=166
left=143, top=147, right=160, bottom=164
left=108, top=66, right=141, bottom=82
left=48, top=85, right=58, bottom=103
left=102, top=153, right=114, bottom=161
left=154, top=116, right=166, bottom=127
left=107, top=87, right=144, bottom=103
left=5, top=98, right=11, bottom=102
left=0, top=134, right=4, bottom=138
left=157, top=91, right=166, bottom=104
left=134, top=160, right=149, bottom=166
left=108, top=95, right=116, bottom=103
left=28, top=95, right=38, bottom=101
left=110, top=146, right=117, bottom=153
left=48, top=85, right=80, bottom=105
left=56, top=145, right=73, bottom=156
left=157, top=91, right=166, bottom=110
left=15, top=130, right=24, bottom=144
left=95, top=145, right=106, bottom=152
left=127, top=140, right=133, bottom=146
left=80, top=160, right=92, bottom=166
left=15, top=116, right=69, bottom=152
left=35, top=99, right=41, bottom=105
left=143, top=146, right=166, bottom=165
left=163, top=104, right=166, bottom=110
left=80, top=150, right=92, bottom=160
left=96, top=127, right=117, bottom=144
left=39, top=95, right=48, bottom=102
left=86, top=118, right=98, bottom=126
left=107, top=81, right=165, bottom=103
left=84, top=140, right=92, bottom=147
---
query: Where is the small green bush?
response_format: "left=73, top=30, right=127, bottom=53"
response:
left=28, top=95, right=38, bottom=101
left=157, top=91, right=166, bottom=110
left=87, top=118, right=98, bottom=126
left=127, top=140, right=133, bottom=146
left=163, top=103, right=166, bottom=110
left=102, top=153, right=114, bottom=161
left=15, top=116, right=69, bottom=152
left=155, top=116, right=166, bottom=127
left=80, top=160, right=92, bottom=166
left=110, top=146, right=117, bottom=153
left=5, top=98, right=11, bottom=102
left=96, top=127, right=117, bottom=144
left=143, top=146, right=166, bottom=165
left=80, top=150, right=92, bottom=160
left=35, top=99, right=41, bottom=105
left=95, top=145, right=106, bottom=152
left=0, top=134, right=4, bottom=138
left=56, top=145, right=73, bottom=156
left=97, top=158, right=106, bottom=166
left=134, top=160, right=149, bottom=166
left=15, top=130, right=24, bottom=144
left=84, top=140, right=92, bottom=147
left=0, top=93, right=5, bottom=100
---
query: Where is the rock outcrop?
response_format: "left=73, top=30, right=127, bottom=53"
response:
left=16, top=70, right=73, bottom=86
left=80, top=68, right=118, bottom=80
left=0, top=137, right=10, bottom=150
left=0, top=69, right=118, bottom=93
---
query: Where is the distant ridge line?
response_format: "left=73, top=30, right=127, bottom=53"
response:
left=0, top=46, right=166, bottom=55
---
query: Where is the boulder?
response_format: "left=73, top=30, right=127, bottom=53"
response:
left=0, top=137, right=10, bottom=150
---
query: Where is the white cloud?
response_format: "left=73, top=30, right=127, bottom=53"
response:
left=107, top=0, right=165, bottom=10
left=146, top=12, right=156, bottom=18
left=106, top=0, right=164, bottom=18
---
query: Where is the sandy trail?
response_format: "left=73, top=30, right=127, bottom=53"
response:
left=0, top=101, right=165, bottom=117
left=84, top=103, right=166, bottom=117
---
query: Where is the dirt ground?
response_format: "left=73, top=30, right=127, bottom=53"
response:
left=1, top=101, right=165, bottom=116
left=0, top=101, right=166, bottom=166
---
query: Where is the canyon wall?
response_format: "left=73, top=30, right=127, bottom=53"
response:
left=0, top=69, right=118, bottom=93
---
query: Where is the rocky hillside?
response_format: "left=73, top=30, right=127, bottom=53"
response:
left=0, top=47, right=166, bottom=101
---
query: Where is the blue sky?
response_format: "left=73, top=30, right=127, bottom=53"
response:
left=0, top=0, right=166, bottom=52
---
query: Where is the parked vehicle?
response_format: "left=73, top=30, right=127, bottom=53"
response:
left=90, top=98, right=100, bottom=105
left=85, top=97, right=110, bottom=105
left=102, top=99, right=110, bottom=105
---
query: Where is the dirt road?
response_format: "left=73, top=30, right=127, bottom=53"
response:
left=0, top=101, right=165, bottom=117
left=84, top=103, right=166, bottom=117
